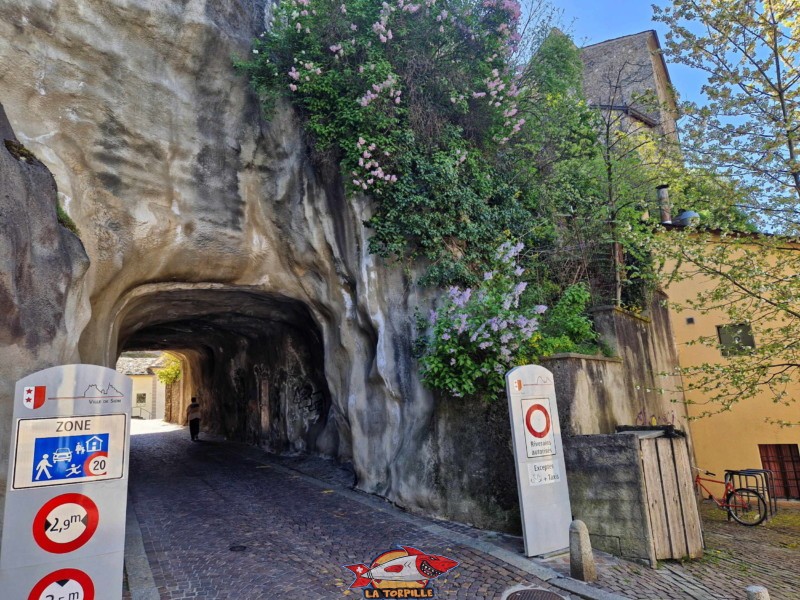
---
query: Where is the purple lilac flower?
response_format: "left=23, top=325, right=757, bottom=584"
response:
left=457, top=313, right=468, bottom=334
left=534, top=305, right=547, bottom=314
left=484, top=271, right=494, bottom=281
left=479, top=341, right=493, bottom=349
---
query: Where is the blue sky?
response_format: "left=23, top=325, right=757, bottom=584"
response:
left=555, top=0, right=707, bottom=104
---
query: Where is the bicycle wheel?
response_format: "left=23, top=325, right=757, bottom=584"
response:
left=726, top=488, right=767, bottom=526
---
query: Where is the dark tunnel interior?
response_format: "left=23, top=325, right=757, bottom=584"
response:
left=116, top=288, right=334, bottom=454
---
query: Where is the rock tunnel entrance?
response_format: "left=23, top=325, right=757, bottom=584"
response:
left=113, top=286, right=334, bottom=455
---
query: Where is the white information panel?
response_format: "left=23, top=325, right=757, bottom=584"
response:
left=0, top=364, right=132, bottom=600
left=506, top=365, right=572, bottom=557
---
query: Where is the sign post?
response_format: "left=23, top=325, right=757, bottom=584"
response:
left=506, top=364, right=572, bottom=557
left=0, top=364, right=131, bottom=599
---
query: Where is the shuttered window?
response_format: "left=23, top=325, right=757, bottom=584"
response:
left=759, top=444, right=800, bottom=499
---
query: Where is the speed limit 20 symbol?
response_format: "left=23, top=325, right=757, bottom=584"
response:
left=32, top=493, right=99, bottom=553
left=83, top=451, right=108, bottom=476
left=524, top=403, right=551, bottom=439
left=28, top=568, right=95, bottom=600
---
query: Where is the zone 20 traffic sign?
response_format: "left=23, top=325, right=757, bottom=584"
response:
left=0, top=365, right=132, bottom=600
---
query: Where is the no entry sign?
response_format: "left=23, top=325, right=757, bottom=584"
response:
left=0, top=365, right=131, bottom=599
left=506, top=365, right=571, bottom=557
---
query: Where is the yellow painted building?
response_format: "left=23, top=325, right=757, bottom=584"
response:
left=665, top=239, right=800, bottom=499
left=116, top=352, right=167, bottom=420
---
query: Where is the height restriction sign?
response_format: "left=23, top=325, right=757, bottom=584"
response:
left=0, top=365, right=132, bottom=600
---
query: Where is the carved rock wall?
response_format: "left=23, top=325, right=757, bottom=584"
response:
left=0, top=103, right=90, bottom=510
left=0, top=0, right=509, bottom=533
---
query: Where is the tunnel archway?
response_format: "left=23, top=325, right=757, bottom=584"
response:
left=111, top=284, right=336, bottom=455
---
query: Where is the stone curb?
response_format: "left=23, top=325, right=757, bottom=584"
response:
left=228, top=446, right=630, bottom=600
left=124, top=500, right=160, bottom=600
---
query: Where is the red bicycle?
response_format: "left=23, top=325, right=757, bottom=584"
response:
left=693, top=467, right=767, bottom=526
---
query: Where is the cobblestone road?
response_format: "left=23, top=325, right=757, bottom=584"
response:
left=124, top=422, right=583, bottom=600
left=540, top=495, right=800, bottom=599
left=124, top=422, right=799, bottom=599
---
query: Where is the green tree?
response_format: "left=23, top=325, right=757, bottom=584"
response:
left=654, top=0, right=800, bottom=230
left=157, top=354, right=182, bottom=386
left=653, top=0, right=800, bottom=421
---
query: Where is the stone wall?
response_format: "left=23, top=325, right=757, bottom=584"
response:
left=564, top=434, right=656, bottom=565
left=543, top=295, right=689, bottom=437
left=545, top=296, right=697, bottom=566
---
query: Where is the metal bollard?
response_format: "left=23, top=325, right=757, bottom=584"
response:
left=569, top=519, right=597, bottom=582
left=746, top=585, right=770, bottom=600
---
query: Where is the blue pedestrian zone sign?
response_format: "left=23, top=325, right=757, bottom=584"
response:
left=32, top=433, right=110, bottom=483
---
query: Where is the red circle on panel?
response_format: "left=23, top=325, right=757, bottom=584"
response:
left=32, top=493, right=99, bottom=554
left=525, top=404, right=551, bottom=439
left=28, top=568, right=95, bottom=600
left=83, top=451, right=109, bottom=476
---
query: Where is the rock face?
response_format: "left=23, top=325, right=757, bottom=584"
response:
left=0, top=103, right=90, bottom=507
left=0, top=0, right=518, bottom=534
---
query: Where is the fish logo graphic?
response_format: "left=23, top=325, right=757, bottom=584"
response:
left=344, top=545, right=458, bottom=594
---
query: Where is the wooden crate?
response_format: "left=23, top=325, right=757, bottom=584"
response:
left=640, top=435, right=703, bottom=559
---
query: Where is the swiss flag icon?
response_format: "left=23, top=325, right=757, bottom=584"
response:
left=23, top=386, right=46, bottom=409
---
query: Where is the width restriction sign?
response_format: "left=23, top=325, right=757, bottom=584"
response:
left=12, top=414, right=126, bottom=490
left=32, top=493, right=99, bottom=554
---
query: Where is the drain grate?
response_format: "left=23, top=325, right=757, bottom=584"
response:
left=228, top=545, right=248, bottom=552
left=507, top=590, right=566, bottom=600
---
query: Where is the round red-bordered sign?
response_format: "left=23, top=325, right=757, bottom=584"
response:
left=28, top=568, right=95, bottom=600
left=83, top=451, right=109, bottom=476
left=32, top=493, right=99, bottom=554
left=525, top=404, right=551, bottom=439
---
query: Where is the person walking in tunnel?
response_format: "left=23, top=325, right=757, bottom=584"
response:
left=187, top=397, right=201, bottom=441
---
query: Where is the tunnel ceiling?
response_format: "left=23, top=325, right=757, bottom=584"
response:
left=118, top=288, right=322, bottom=353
